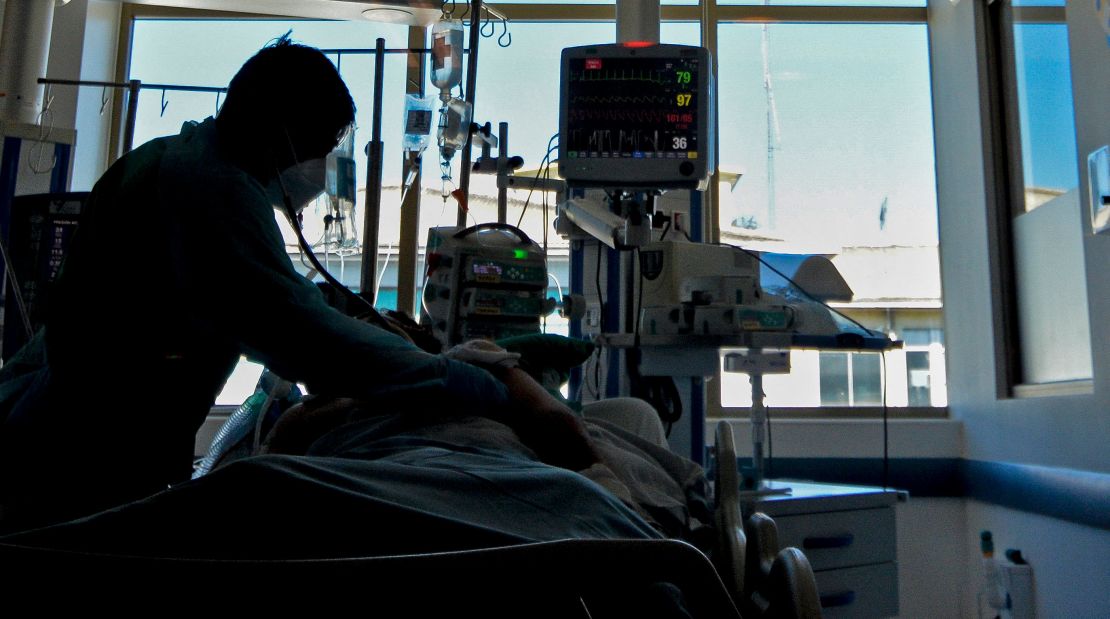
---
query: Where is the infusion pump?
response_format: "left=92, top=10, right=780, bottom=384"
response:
left=421, top=224, right=554, bottom=347
left=637, top=241, right=854, bottom=337
left=639, top=241, right=792, bottom=336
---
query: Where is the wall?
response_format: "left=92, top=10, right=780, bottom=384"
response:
left=898, top=498, right=968, bottom=618
left=46, top=0, right=120, bottom=190
left=964, top=502, right=1110, bottom=619
left=929, top=0, right=1110, bottom=616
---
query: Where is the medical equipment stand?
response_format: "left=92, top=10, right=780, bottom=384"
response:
left=738, top=370, right=792, bottom=497
left=724, top=348, right=794, bottom=496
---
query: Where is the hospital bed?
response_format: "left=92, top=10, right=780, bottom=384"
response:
left=0, top=399, right=818, bottom=618
left=0, top=537, right=737, bottom=616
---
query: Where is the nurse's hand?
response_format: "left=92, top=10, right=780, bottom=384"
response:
left=498, top=367, right=601, bottom=471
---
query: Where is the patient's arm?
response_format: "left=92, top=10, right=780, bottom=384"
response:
left=260, top=396, right=357, bottom=456
left=261, top=366, right=600, bottom=470
left=496, top=367, right=601, bottom=471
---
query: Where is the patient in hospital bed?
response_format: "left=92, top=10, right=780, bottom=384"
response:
left=2, top=335, right=713, bottom=565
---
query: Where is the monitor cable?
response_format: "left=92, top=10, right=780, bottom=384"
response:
left=281, top=193, right=395, bottom=333
left=628, top=246, right=682, bottom=435
left=0, top=228, right=34, bottom=340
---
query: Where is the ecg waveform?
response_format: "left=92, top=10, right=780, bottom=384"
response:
left=573, top=129, right=662, bottom=153
left=569, top=69, right=671, bottom=84
left=569, top=108, right=669, bottom=124
left=570, top=94, right=672, bottom=106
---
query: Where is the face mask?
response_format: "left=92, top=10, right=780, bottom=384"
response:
left=266, top=157, right=327, bottom=212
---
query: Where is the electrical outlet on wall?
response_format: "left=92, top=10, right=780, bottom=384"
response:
left=1001, top=549, right=1036, bottom=619
left=1002, top=562, right=1036, bottom=619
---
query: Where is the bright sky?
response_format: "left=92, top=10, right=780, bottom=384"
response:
left=128, top=17, right=949, bottom=252
left=120, top=7, right=1080, bottom=409
left=127, top=15, right=946, bottom=404
left=1012, top=23, right=1079, bottom=193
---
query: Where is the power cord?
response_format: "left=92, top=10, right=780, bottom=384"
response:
left=281, top=195, right=395, bottom=332
left=516, top=133, right=559, bottom=228
left=881, top=349, right=890, bottom=490
left=766, top=402, right=774, bottom=479
left=629, top=245, right=682, bottom=435
left=0, top=227, right=33, bottom=339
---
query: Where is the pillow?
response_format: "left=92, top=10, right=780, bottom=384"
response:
left=496, top=333, right=595, bottom=388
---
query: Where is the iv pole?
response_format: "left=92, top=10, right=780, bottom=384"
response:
left=37, top=77, right=221, bottom=154
left=456, top=0, right=484, bottom=226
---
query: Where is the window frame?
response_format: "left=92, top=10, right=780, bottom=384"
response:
left=709, top=6, right=942, bottom=420
left=113, top=1, right=944, bottom=419
left=980, top=0, right=1092, bottom=398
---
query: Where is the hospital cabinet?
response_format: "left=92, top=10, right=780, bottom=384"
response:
left=744, top=481, right=905, bottom=618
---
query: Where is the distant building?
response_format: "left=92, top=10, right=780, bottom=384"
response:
left=291, top=181, right=945, bottom=409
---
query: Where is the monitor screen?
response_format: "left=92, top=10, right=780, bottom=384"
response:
left=559, top=44, right=713, bottom=189
left=565, top=55, right=699, bottom=160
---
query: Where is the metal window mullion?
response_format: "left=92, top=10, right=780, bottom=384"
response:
left=486, top=4, right=926, bottom=24
left=1010, top=6, right=1066, bottom=23
left=996, top=2, right=1028, bottom=219
left=397, top=25, right=426, bottom=316
left=716, top=5, right=926, bottom=23
left=702, top=0, right=721, bottom=246
left=714, top=405, right=947, bottom=419
left=977, top=0, right=1024, bottom=396
left=108, top=4, right=136, bottom=167
left=484, top=4, right=699, bottom=22
left=109, top=4, right=285, bottom=164
left=484, top=4, right=615, bottom=21
left=846, top=352, right=856, bottom=406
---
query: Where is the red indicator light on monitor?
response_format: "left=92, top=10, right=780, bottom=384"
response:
left=585, top=58, right=603, bottom=70
left=622, top=41, right=656, bottom=48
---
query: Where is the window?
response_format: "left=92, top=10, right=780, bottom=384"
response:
left=1011, top=22, right=1078, bottom=212
left=127, top=17, right=411, bottom=403
left=719, top=0, right=923, bottom=6
left=902, top=328, right=945, bottom=407
left=128, top=18, right=412, bottom=299
left=714, top=21, right=943, bottom=414
left=987, top=0, right=1092, bottom=389
left=414, top=21, right=701, bottom=337
left=819, top=352, right=882, bottom=406
left=119, top=4, right=942, bottom=414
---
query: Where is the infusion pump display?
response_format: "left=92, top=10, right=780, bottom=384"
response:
left=559, top=43, right=713, bottom=190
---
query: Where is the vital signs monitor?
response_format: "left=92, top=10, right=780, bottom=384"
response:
left=558, top=43, right=714, bottom=190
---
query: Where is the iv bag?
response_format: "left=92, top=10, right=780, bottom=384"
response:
left=438, top=97, right=472, bottom=162
left=403, top=94, right=436, bottom=153
left=431, top=19, right=464, bottom=99
left=325, top=131, right=358, bottom=248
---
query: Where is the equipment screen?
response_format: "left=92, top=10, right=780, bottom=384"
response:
left=564, top=55, right=699, bottom=161
left=472, top=263, right=504, bottom=277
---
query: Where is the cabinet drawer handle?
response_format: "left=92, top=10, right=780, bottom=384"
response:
left=802, top=533, right=855, bottom=549
left=820, top=590, right=857, bottom=608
